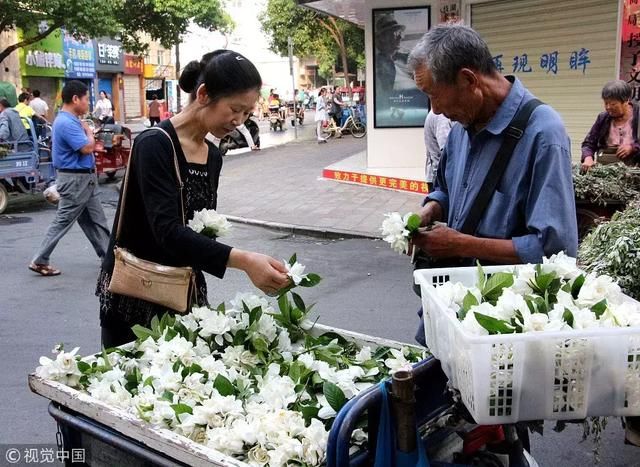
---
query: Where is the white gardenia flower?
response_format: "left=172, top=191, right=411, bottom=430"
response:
left=206, top=426, right=246, bottom=455
left=577, top=274, right=623, bottom=307
left=435, top=282, right=468, bottom=310
left=285, top=260, right=308, bottom=285
left=255, top=313, right=279, bottom=343
left=380, top=212, right=410, bottom=254
left=199, top=312, right=234, bottom=343
left=230, top=292, right=272, bottom=315
left=302, top=418, right=329, bottom=465
left=355, top=346, right=372, bottom=363
left=247, top=444, right=271, bottom=466
left=188, top=208, right=232, bottom=237
left=268, top=437, right=304, bottom=467
left=495, top=288, right=527, bottom=318
left=36, top=346, right=83, bottom=387
left=252, top=364, right=297, bottom=410
left=572, top=308, right=600, bottom=330
left=542, top=252, right=580, bottom=280
left=384, top=348, right=412, bottom=374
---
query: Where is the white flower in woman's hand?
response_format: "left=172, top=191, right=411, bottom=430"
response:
left=188, top=208, right=232, bottom=238
left=285, top=260, right=308, bottom=285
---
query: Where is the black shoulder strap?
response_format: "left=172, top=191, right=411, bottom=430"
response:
left=460, top=98, right=543, bottom=235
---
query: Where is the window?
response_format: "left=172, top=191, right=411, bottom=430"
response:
left=157, top=50, right=164, bottom=66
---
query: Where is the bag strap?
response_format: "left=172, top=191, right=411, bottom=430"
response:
left=459, top=98, right=542, bottom=235
left=115, top=127, right=185, bottom=243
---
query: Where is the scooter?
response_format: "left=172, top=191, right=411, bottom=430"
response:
left=218, top=116, right=260, bottom=156
left=288, top=102, right=304, bottom=126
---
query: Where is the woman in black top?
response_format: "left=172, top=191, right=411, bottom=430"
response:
left=97, top=50, right=290, bottom=348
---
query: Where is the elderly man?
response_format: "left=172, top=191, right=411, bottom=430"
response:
left=409, top=23, right=577, bottom=267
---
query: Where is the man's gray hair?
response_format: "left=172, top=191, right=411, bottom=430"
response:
left=408, top=23, right=497, bottom=83
left=601, top=80, right=632, bottom=102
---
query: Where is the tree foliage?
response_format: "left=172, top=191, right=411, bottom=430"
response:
left=259, top=0, right=364, bottom=83
left=0, top=0, right=233, bottom=63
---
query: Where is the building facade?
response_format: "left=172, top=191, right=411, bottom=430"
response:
left=301, top=0, right=624, bottom=194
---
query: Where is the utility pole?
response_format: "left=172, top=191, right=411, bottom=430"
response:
left=175, top=33, right=182, bottom=113
left=288, top=36, right=297, bottom=139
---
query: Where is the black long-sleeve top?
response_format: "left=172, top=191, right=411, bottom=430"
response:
left=101, top=120, right=232, bottom=277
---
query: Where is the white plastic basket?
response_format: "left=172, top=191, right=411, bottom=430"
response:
left=414, top=265, right=640, bottom=424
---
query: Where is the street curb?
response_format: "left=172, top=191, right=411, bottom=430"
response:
left=225, top=215, right=379, bottom=240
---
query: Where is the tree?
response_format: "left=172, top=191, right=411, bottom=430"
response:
left=259, top=0, right=364, bottom=94
left=0, top=0, right=232, bottom=64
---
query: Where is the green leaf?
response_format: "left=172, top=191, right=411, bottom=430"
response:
left=405, top=213, right=421, bottom=233
left=323, top=381, right=347, bottom=413
left=300, top=404, right=320, bottom=424
left=563, top=308, right=574, bottom=327
left=131, top=324, right=158, bottom=342
left=162, top=391, right=174, bottom=402
left=474, top=312, right=515, bottom=335
left=300, top=273, right=322, bottom=287
left=171, top=403, right=193, bottom=416
left=77, top=361, right=91, bottom=373
left=571, top=274, right=585, bottom=299
left=150, top=315, right=160, bottom=334
left=591, top=299, right=608, bottom=318
left=216, top=302, right=226, bottom=313
left=289, top=253, right=298, bottom=266
left=249, top=306, right=263, bottom=326
left=288, top=361, right=302, bottom=383
left=278, top=294, right=291, bottom=322
left=253, top=337, right=269, bottom=353
left=213, top=374, right=235, bottom=396
left=482, top=272, right=514, bottom=304
left=460, top=291, right=479, bottom=319
left=143, top=376, right=154, bottom=387
left=292, top=292, right=306, bottom=312
left=476, top=261, right=487, bottom=290
left=164, top=328, right=178, bottom=342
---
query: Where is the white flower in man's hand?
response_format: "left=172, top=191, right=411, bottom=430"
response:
left=285, top=260, right=308, bottom=285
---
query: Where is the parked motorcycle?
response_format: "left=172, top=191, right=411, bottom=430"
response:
left=218, top=117, right=260, bottom=156
left=287, top=102, right=304, bottom=126
left=268, top=105, right=285, bottom=131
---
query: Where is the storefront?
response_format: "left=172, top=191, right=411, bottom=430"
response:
left=300, top=0, right=623, bottom=194
left=62, top=30, right=96, bottom=112
left=18, top=27, right=65, bottom=121
left=123, top=54, right=145, bottom=120
left=144, top=64, right=175, bottom=119
left=94, top=38, right=125, bottom=121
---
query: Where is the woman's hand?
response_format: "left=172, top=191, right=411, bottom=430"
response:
left=581, top=155, right=595, bottom=172
left=617, top=144, right=634, bottom=160
left=228, top=249, right=290, bottom=295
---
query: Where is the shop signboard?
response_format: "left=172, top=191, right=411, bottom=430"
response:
left=19, top=25, right=65, bottom=78
left=621, top=0, right=640, bottom=102
left=94, top=38, right=124, bottom=73
left=124, top=54, right=144, bottom=75
left=63, top=30, right=95, bottom=79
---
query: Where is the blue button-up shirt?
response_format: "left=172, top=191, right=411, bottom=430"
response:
left=426, top=77, right=578, bottom=263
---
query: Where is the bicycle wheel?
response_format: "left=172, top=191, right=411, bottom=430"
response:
left=350, top=121, right=366, bottom=138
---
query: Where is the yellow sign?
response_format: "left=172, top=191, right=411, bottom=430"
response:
left=144, top=64, right=175, bottom=79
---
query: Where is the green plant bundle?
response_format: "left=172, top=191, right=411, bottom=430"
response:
left=579, top=203, right=640, bottom=300
left=573, top=163, right=640, bottom=205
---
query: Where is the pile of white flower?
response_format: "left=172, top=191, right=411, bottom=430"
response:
left=188, top=208, right=232, bottom=238
left=36, top=258, right=425, bottom=467
left=432, top=253, right=640, bottom=336
left=380, top=212, right=421, bottom=254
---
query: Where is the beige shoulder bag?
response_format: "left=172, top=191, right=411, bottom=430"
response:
left=108, top=127, right=196, bottom=314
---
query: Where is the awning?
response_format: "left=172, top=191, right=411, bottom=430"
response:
left=297, top=0, right=365, bottom=26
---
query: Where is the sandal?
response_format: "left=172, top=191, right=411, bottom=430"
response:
left=28, top=263, right=61, bottom=276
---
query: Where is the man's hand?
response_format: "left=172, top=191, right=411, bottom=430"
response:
left=581, top=155, right=595, bottom=172
left=417, top=200, right=443, bottom=227
left=81, top=120, right=94, bottom=136
left=617, top=144, right=634, bottom=160
left=410, top=224, right=463, bottom=258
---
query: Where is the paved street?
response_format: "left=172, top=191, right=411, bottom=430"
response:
left=0, top=131, right=638, bottom=466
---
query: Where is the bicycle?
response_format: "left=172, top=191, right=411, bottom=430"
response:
left=322, top=106, right=366, bottom=139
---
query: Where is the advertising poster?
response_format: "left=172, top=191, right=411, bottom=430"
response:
left=372, top=7, right=431, bottom=128
left=620, top=0, right=640, bottom=102
left=63, top=30, right=96, bottom=79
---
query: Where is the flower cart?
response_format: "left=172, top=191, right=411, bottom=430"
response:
left=29, top=322, right=423, bottom=467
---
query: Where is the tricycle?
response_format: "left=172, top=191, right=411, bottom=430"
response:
left=92, top=122, right=131, bottom=181
left=0, top=119, right=55, bottom=214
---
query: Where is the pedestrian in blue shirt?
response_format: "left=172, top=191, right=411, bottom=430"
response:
left=408, top=23, right=577, bottom=266
left=29, top=80, right=110, bottom=276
